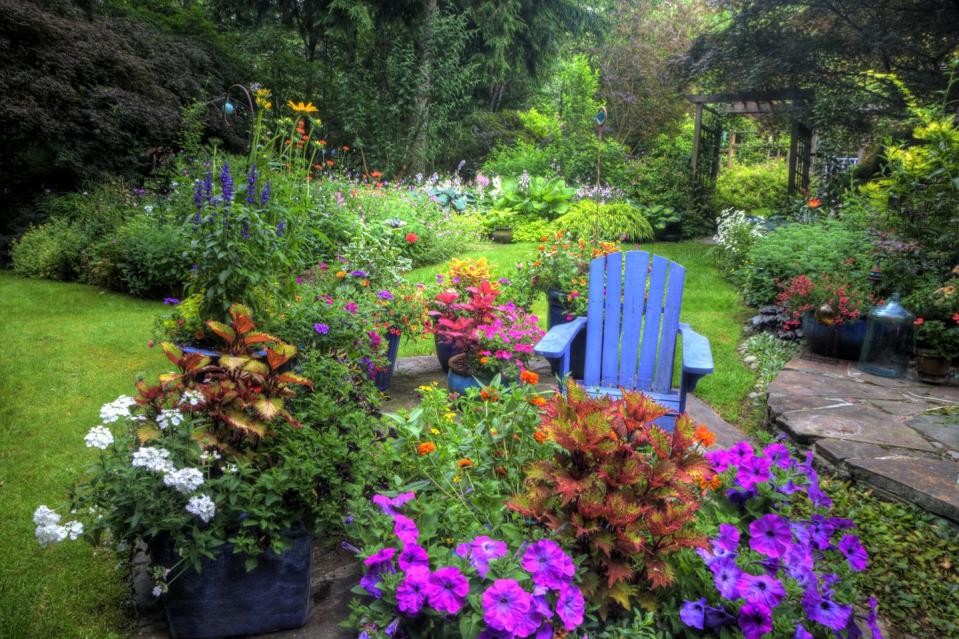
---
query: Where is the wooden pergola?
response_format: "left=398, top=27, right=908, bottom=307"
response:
left=687, top=89, right=815, bottom=195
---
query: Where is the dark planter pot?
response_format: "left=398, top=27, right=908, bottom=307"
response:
left=492, top=227, right=514, bottom=244
left=447, top=369, right=488, bottom=395
left=374, top=329, right=402, bottom=391
left=152, top=526, right=312, bottom=639
left=547, top=290, right=586, bottom=379
left=915, top=349, right=952, bottom=384
left=802, top=314, right=867, bottom=360
left=434, top=334, right=458, bottom=373
left=654, top=221, right=683, bottom=242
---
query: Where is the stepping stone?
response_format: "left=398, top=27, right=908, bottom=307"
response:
left=775, top=404, right=936, bottom=452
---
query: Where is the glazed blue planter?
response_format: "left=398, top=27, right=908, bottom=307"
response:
left=152, top=527, right=312, bottom=639
left=374, top=330, right=402, bottom=391
left=447, top=369, right=488, bottom=395
left=802, top=313, right=867, bottom=361
left=434, top=334, right=458, bottom=373
left=547, top=290, right=586, bottom=379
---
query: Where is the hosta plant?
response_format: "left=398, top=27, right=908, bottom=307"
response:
left=508, top=382, right=716, bottom=616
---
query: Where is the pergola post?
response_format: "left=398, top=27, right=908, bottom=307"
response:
left=691, top=102, right=703, bottom=176
left=788, top=120, right=799, bottom=194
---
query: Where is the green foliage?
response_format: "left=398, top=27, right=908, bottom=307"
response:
left=713, top=160, right=790, bottom=215
left=512, top=218, right=555, bottom=243
left=643, top=205, right=682, bottom=239
left=95, top=215, right=191, bottom=298
left=555, top=200, right=654, bottom=242
left=494, top=175, right=577, bottom=220
left=10, top=219, right=87, bottom=281
left=628, top=121, right=701, bottom=236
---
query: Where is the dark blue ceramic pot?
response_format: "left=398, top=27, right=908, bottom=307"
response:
left=374, top=329, right=402, bottom=391
left=802, top=313, right=867, bottom=360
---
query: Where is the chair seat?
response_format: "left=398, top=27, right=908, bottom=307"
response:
left=580, top=384, right=680, bottom=429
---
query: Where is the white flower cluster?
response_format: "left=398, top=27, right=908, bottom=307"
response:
left=131, top=447, right=175, bottom=474
left=179, top=390, right=203, bottom=407
left=100, top=395, right=137, bottom=424
left=714, top=208, right=768, bottom=264
left=84, top=425, right=114, bottom=450
left=156, top=409, right=184, bottom=430
left=199, top=449, right=222, bottom=463
left=33, top=506, right=84, bottom=547
left=186, top=495, right=216, bottom=523
left=162, top=468, right=205, bottom=495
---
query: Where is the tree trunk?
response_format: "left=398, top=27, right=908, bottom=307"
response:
left=410, top=0, right=437, bottom=174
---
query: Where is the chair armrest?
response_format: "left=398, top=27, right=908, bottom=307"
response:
left=679, top=323, right=713, bottom=377
left=535, top=317, right=587, bottom=359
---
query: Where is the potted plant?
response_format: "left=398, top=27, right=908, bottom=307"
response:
left=524, top=232, right=621, bottom=378
left=434, top=280, right=543, bottom=394
left=427, top=258, right=494, bottom=372
left=33, top=305, right=332, bottom=638
left=913, top=319, right=959, bottom=383
left=777, top=273, right=873, bottom=360
left=485, top=209, right=516, bottom=244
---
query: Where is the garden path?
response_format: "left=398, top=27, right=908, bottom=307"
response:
left=768, top=354, right=959, bottom=522
left=136, top=355, right=745, bottom=639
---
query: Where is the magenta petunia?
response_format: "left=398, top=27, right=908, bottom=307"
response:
left=393, top=515, right=419, bottom=545
left=556, top=584, right=585, bottom=631
left=398, top=543, right=430, bottom=571
left=748, top=514, right=793, bottom=558
left=738, top=602, right=773, bottom=639
left=428, top=566, right=469, bottom=615
left=736, top=455, right=772, bottom=490
left=727, top=440, right=755, bottom=466
left=838, top=534, right=868, bottom=572
left=521, top=540, right=575, bottom=589
left=714, top=523, right=740, bottom=552
left=345, top=302, right=359, bottom=314
left=737, top=573, right=786, bottom=609
left=396, top=566, right=431, bottom=615
left=482, top=579, right=532, bottom=633
left=361, top=547, right=396, bottom=598
left=461, top=535, right=508, bottom=577
left=510, top=606, right=543, bottom=638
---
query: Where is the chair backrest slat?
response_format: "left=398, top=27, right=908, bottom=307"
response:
left=618, top=251, right=649, bottom=388
left=653, top=263, right=685, bottom=393
left=636, top=255, right=669, bottom=390
left=583, top=255, right=608, bottom=386
left=600, top=252, right=623, bottom=386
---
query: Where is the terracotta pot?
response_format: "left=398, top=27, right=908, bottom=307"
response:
left=915, top=348, right=952, bottom=384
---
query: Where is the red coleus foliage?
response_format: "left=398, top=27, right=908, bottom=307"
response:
left=508, top=382, right=712, bottom=616
left=431, top=281, right=500, bottom=354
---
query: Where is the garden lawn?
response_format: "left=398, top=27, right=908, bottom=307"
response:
left=400, top=241, right=755, bottom=422
left=0, top=272, right=166, bottom=639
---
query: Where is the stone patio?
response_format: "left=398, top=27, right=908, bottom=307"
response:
left=768, top=353, right=959, bottom=522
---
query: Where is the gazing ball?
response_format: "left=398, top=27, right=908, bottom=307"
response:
left=815, top=303, right=837, bottom=326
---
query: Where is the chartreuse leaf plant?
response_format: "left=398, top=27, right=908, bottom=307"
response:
left=508, top=382, right=717, bottom=618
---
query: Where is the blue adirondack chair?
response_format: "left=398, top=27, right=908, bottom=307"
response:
left=534, top=250, right=714, bottom=426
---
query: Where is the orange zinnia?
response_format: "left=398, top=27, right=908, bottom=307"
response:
left=480, top=388, right=498, bottom=401
left=417, top=441, right=436, bottom=456
left=533, top=430, right=548, bottom=444
left=807, top=197, right=822, bottom=208
left=528, top=396, right=547, bottom=407
left=520, top=370, right=539, bottom=385
left=457, top=458, right=473, bottom=468
left=698, top=475, right=722, bottom=491
left=694, top=425, right=716, bottom=447
left=336, top=270, right=347, bottom=278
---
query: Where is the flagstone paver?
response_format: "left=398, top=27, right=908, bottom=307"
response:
left=768, top=353, right=959, bottom=522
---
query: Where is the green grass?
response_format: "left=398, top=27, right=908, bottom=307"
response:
left=0, top=272, right=166, bottom=638
left=400, top=241, right=755, bottom=421
left=0, top=241, right=753, bottom=636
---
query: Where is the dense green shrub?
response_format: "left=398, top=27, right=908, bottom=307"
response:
left=713, top=159, right=790, bottom=215
left=734, top=218, right=873, bottom=306
left=10, top=219, right=88, bottom=281
left=555, top=200, right=653, bottom=241
left=111, top=217, right=191, bottom=298
left=513, top=218, right=555, bottom=242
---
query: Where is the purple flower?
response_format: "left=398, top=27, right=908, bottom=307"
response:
left=738, top=602, right=773, bottom=639
left=393, top=515, right=419, bottom=545
left=396, top=566, right=431, bottom=615
left=714, top=523, right=740, bottom=552
left=738, top=573, right=786, bottom=608
left=461, top=535, right=508, bottom=577
left=246, top=164, right=258, bottom=205
left=428, top=566, right=469, bottom=614
left=866, top=597, right=883, bottom=639
left=384, top=618, right=399, bottom=636
left=795, top=625, right=814, bottom=639
left=345, top=302, right=358, bottom=314
left=361, top=547, right=396, bottom=598
left=838, top=534, right=868, bottom=572
left=277, top=220, right=286, bottom=237
left=241, top=222, right=250, bottom=239
left=482, top=579, right=532, bottom=633
left=726, top=487, right=756, bottom=507
left=372, top=492, right=415, bottom=516
left=737, top=455, right=772, bottom=489
left=220, top=162, right=234, bottom=204
left=763, top=443, right=793, bottom=469
left=727, top=441, right=755, bottom=466
left=749, top=514, right=792, bottom=559
left=377, top=290, right=394, bottom=301
left=203, top=170, right=213, bottom=203
left=802, top=589, right=852, bottom=630
left=163, top=298, right=180, bottom=305
left=350, top=270, right=368, bottom=277
left=344, top=515, right=354, bottom=525
left=341, top=541, right=360, bottom=555
left=260, top=180, right=271, bottom=207
left=398, top=543, right=429, bottom=571
left=521, top=540, right=575, bottom=589
left=314, top=323, right=330, bottom=335
left=680, top=598, right=709, bottom=630
left=556, top=584, right=585, bottom=631
left=710, top=556, right=742, bottom=600
left=706, top=449, right=733, bottom=472
left=436, top=274, right=443, bottom=284
left=498, top=277, right=510, bottom=285
left=511, top=607, right=544, bottom=638
left=193, top=179, right=204, bottom=211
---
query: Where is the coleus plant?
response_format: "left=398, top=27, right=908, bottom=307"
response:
left=138, top=304, right=312, bottom=456
left=508, top=382, right=715, bottom=617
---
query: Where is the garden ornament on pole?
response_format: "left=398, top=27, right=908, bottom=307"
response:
left=534, top=250, right=714, bottom=429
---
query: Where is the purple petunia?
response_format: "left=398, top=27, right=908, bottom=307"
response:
left=377, top=290, right=394, bottom=301
left=838, top=534, right=868, bottom=572
left=726, top=487, right=757, bottom=507
left=482, top=579, right=532, bottom=633
left=361, top=547, right=396, bottom=598
left=345, top=302, right=358, bottom=314
left=372, top=492, right=415, bottom=516
left=521, top=540, right=575, bottom=589
left=163, top=297, right=180, bottom=305
left=680, top=598, right=709, bottom=630
left=738, top=602, right=773, bottom=639
left=737, top=455, right=772, bottom=490
left=749, top=514, right=793, bottom=559
left=714, top=523, right=740, bottom=552
left=802, top=588, right=852, bottom=631
left=763, top=443, right=793, bottom=469
left=738, top=573, right=786, bottom=609
left=710, top=556, right=742, bottom=600
left=866, top=597, right=884, bottom=639
left=458, top=535, right=508, bottom=577
left=555, top=584, right=585, bottom=631
left=396, top=566, right=431, bottom=615
left=350, top=270, right=368, bottom=277
left=393, top=515, right=419, bottom=545
left=398, top=543, right=429, bottom=571
left=794, top=625, right=814, bottom=639
left=428, top=566, right=469, bottom=615
left=314, top=323, right=330, bottom=335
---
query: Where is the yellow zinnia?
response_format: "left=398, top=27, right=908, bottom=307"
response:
left=287, top=100, right=319, bottom=115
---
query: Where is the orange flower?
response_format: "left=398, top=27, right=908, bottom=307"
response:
left=417, top=441, right=437, bottom=456
left=529, top=396, right=547, bottom=407
left=480, top=356, right=489, bottom=365
left=371, top=170, right=383, bottom=178
left=360, top=279, right=370, bottom=287
left=495, top=466, right=507, bottom=477
left=694, top=425, right=716, bottom=448
left=807, top=197, right=822, bottom=208
left=489, top=428, right=499, bottom=436
left=698, top=475, right=722, bottom=491
left=480, top=388, right=499, bottom=402
left=336, top=270, right=347, bottom=278
left=342, top=145, right=350, bottom=151
left=457, top=458, right=473, bottom=468
left=326, top=159, right=334, bottom=167
left=520, top=370, right=539, bottom=385
left=533, top=430, right=548, bottom=444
